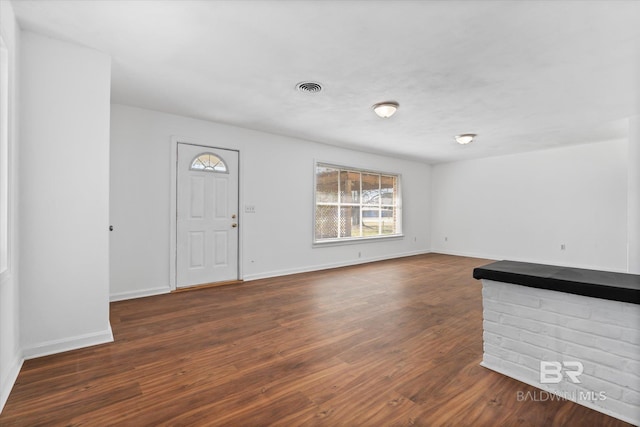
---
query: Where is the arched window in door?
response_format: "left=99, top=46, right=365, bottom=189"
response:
left=190, top=153, right=228, bottom=173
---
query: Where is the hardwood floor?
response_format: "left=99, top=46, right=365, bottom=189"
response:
left=0, top=254, right=631, bottom=426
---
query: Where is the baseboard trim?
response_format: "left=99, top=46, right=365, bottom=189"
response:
left=430, top=248, right=500, bottom=261
left=22, top=325, right=114, bottom=360
left=430, top=249, right=627, bottom=273
left=243, top=250, right=431, bottom=282
left=0, top=353, right=23, bottom=414
left=110, top=286, right=170, bottom=302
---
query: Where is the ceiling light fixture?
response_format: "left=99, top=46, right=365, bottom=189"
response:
left=372, top=101, right=399, bottom=118
left=455, top=133, right=476, bottom=145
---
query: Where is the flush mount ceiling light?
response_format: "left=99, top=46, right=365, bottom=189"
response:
left=372, top=101, right=399, bottom=118
left=455, top=133, right=476, bottom=145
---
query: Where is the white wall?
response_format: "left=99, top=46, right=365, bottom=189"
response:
left=628, top=116, right=640, bottom=273
left=110, top=104, right=431, bottom=300
left=19, top=32, right=112, bottom=358
left=431, top=140, right=628, bottom=272
left=0, top=0, right=21, bottom=412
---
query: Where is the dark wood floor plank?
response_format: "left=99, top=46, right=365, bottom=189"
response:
left=0, top=254, right=632, bottom=426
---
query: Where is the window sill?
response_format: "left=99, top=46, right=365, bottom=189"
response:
left=313, top=234, right=404, bottom=248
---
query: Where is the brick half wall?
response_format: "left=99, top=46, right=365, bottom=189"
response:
left=481, top=279, right=640, bottom=425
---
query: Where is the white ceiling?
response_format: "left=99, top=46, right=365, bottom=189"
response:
left=12, top=0, right=640, bottom=163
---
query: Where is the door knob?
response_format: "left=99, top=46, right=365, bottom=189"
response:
left=232, top=223, right=238, bottom=228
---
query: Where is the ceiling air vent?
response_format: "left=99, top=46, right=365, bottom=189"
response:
left=296, top=81, right=323, bottom=93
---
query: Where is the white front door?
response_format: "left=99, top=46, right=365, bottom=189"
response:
left=176, top=143, right=239, bottom=288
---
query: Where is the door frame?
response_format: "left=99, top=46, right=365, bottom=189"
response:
left=169, top=136, right=242, bottom=290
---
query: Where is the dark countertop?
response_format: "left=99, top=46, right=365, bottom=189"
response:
left=473, top=260, right=640, bottom=305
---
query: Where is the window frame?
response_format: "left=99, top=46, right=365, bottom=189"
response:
left=313, top=161, right=403, bottom=246
left=189, top=152, right=229, bottom=173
